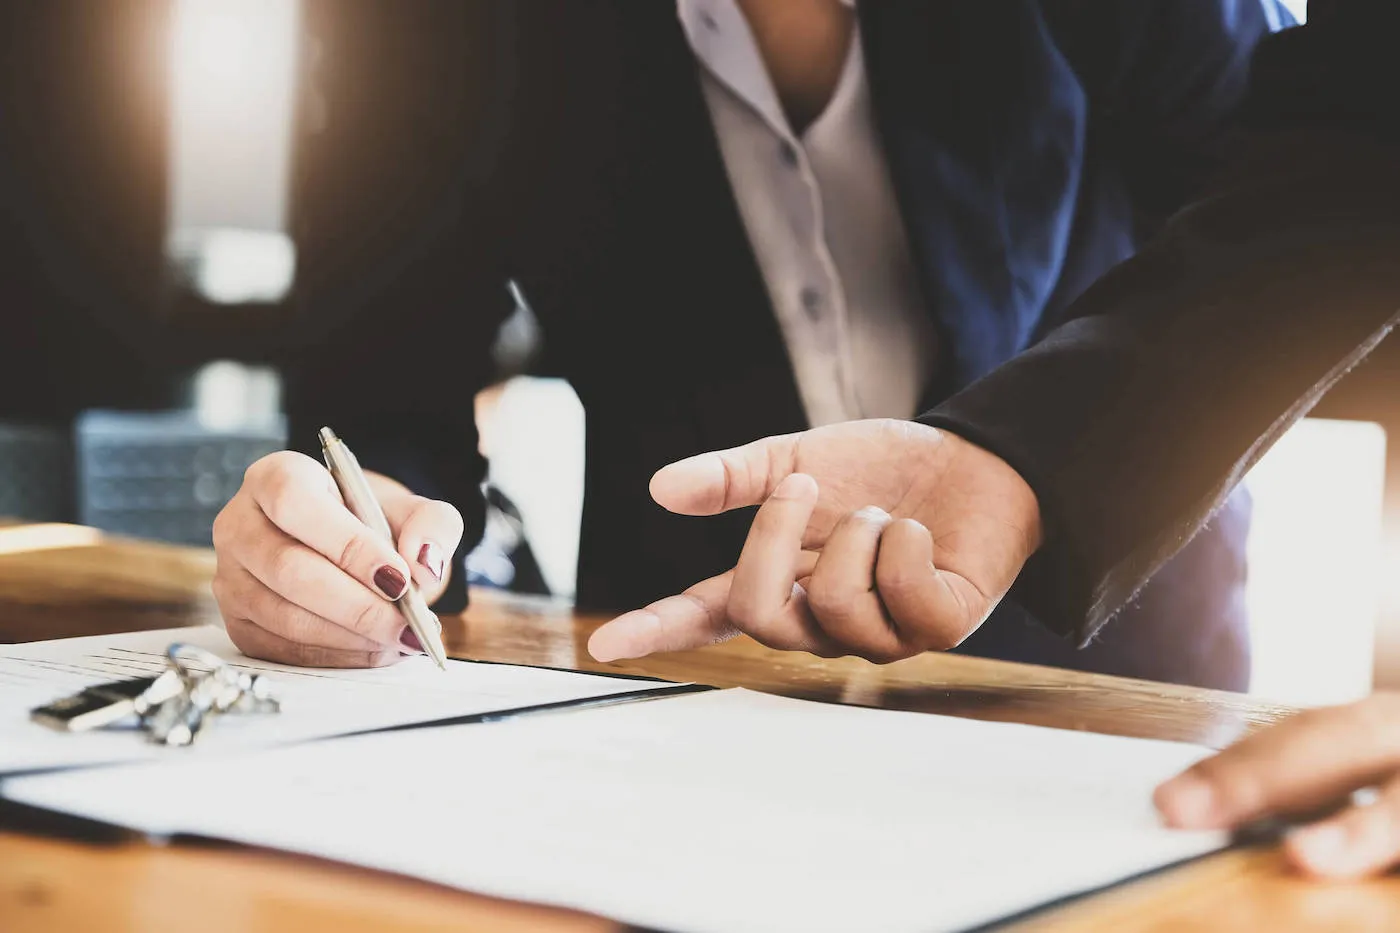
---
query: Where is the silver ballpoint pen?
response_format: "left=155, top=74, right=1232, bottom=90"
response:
left=318, top=427, right=449, bottom=670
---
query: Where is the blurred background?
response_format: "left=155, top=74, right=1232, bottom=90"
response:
left=4, top=0, right=1395, bottom=705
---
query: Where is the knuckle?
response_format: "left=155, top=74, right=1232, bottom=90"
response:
left=267, top=544, right=307, bottom=596
left=247, top=449, right=299, bottom=481
left=912, top=612, right=964, bottom=652
left=277, top=604, right=321, bottom=647
left=349, top=595, right=397, bottom=641
left=807, top=574, right=864, bottom=621
left=725, top=592, right=763, bottom=630
left=252, top=453, right=304, bottom=524
left=875, top=562, right=923, bottom=601
left=259, top=479, right=296, bottom=529
left=337, top=532, right=370, bottom=573
left=853, top=506, right=891, bottom=525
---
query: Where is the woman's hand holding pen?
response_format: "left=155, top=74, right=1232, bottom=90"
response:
left=212, top=451, right=463, bottom=667
left=588, top=420, right=1042, bottom=664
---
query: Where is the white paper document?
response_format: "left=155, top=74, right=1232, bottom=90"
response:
left=4, top=688, right=1226, bottom=932
left=0, top=625, right=677, bottom=774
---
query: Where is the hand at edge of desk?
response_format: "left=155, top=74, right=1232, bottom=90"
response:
left=1157, top=692, right=1400, bottom=879
left=588, top=419, right=1042, bottom=664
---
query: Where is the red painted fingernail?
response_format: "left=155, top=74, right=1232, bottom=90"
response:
left=418, top=542, right=445, bottom=581
left=374, top=566, right=407, bottom=600
left=399, top=626, right=424, bottom=654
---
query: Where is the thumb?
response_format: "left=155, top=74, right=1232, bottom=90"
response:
left=650, top=433, right=801, bottom=516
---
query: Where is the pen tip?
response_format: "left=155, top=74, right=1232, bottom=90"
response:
left=424, top=638, right=449, bottom=671
left=318, top=426, right=338, bottom=447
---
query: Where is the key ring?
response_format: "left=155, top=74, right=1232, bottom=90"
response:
left=142, top=644, right=281, bottom=746
left=165, top=643, right=226, bottom=677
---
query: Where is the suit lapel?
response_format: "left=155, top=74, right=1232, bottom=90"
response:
left=860, top=0, right=1087, bottom=391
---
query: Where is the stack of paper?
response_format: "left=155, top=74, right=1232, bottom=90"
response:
left=0, top=625, right=689, bottom=773
left=4, top=687, right=1225, bottom=932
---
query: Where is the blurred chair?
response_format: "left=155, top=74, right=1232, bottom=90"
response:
left=75, top=410, right=286, bottom=546
left=0, top=424, right=70, bottom=523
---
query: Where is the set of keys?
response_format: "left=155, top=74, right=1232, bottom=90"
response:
left=30, top=644, right=280, bottom=746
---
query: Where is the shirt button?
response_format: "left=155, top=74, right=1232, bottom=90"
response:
left=700, top=10, right=719, bottom=31
left=799, top=286, right=823, bottom=319
left=778, top=141, right=800, bottom=168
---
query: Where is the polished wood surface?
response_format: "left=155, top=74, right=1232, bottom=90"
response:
left=0, top=523, right=220, bottom=642
left=440, top=591, right=1292, bottom=748
left=3, top=527, right=1399, bottom=932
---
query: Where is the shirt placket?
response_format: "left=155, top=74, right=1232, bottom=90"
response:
left=681, top=0, right=864, bottom=425
left=776, top=137, right=862, bottom=424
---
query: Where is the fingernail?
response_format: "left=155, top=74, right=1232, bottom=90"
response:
left=1290, top=823, right=1349, bottom=869
left=772, top=473, right=817, bottom=500
left=374, top=565, right=408, bottom=600
left=418, top=542, right=445, bottom=581
left=399, top=626, right=424, bottom=654
left=1157, top=775, right=1217, bottom=827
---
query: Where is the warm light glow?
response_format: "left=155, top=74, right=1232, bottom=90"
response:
left=1244, top=418, right=1385, bottom=706
left=0, top=524, right=102, bottom=556
left=172, top=3, right=261, bottom=91
left=168, top=0, right=300, bottom=302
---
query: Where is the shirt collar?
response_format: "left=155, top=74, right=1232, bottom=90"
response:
left=677, top=0, right=857, bottom=139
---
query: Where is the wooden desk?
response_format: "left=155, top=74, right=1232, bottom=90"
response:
left=3, top=528, right=1399, bottom=932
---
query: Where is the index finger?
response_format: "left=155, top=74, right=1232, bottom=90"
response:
left=589, top=550, right=822, bottom=663
left=1155, top=694, right=1400, bottom=830
left=244, top=452, right=412, bottom=601
left=727, top=473, right=835, bottom=654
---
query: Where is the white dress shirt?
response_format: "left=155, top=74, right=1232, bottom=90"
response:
left=677, top=0, right=937, bottom=426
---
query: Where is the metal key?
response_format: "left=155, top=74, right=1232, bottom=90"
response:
left=30, top=643, right=281, bottom=746
left=30, top=669, right=186, bottom=733
left=142, top=645, right=281, bottom=745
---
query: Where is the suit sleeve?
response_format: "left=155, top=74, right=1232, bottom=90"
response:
left=919, top=9, right=1400, bottom=643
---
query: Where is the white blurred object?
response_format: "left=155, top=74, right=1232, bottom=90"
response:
left=193, top=360, right=283, bottom=432
left=480, top=378, right=586, bottom=598
left=169, top=228, right=297, bottom=305
left=1275, top=0, right=1306, bottom=24
left=1244, top=418, right=1384, bottom=706
left=167, top=0, right=300, bottom=303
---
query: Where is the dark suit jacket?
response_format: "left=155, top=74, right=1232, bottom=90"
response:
left=282, top=1, right=1281, bottom=688
left=924, top=0, right=1400, bottom=646
left=0, top=1, right=171, bottom=429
